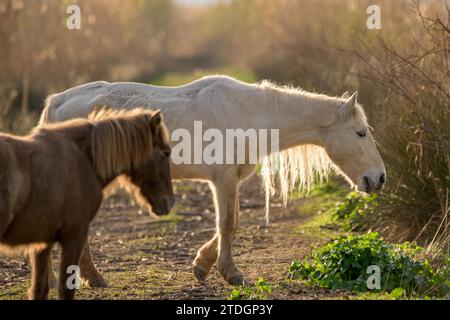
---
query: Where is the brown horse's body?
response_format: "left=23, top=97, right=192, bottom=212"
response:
left=0, top=131, right=103, bottom=246
left=0, top=108, right=173, bottom=299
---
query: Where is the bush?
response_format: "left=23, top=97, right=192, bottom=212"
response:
left=331, top=192, right=377, bottom=231
left=288, top=233, right=450, bottom=297
left=353, top=4, right=450, bottom=249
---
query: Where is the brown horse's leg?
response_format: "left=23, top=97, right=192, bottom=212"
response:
left=58, top=231, right=87, bottom=300
left=79, top=240, right=108, bottom=287
left=28, top=245, right=53, bottom=300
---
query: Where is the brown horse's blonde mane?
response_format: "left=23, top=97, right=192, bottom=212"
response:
left=37, top=107, right=169, bottom=181
left=89, top=108, right=154, bottom=180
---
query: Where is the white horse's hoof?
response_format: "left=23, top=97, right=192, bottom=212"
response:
left=84, top=275, right=108, bottom=288
left=227, top=275, right=250, bottom=286
left=193, top=266, right=207, bottom=282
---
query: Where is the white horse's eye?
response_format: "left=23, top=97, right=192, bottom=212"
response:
left=356, top=130, right=366, bottom=137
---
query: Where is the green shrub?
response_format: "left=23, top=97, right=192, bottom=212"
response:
left=288, top=233, right=449, bottom=297
left=228, top=277, right=272, bottom=300
left=331, top=192, right=377, bottom=231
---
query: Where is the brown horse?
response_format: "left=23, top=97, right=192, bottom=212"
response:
left=0, top=108, right=174, bottom=300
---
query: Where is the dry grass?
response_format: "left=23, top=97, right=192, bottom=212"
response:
left=351, top=3, right=449, bottom=256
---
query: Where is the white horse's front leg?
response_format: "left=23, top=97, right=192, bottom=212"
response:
left=216, top=177, right=248, bottom=285
left=193, top=233, right=218, bottom=282
left=193, top=174, right=248, bottom=285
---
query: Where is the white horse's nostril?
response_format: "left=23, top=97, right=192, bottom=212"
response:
left=363, top=176, right=371, bottom=193
left=379, top=173, right=386, bottom=185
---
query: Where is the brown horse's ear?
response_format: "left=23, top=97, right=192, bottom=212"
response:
left=150, top=110, right=163, bottom=128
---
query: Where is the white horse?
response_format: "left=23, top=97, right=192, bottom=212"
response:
left=40, top=75, right=386, bottom=286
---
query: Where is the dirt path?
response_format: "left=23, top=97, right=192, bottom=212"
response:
left=0, top=175, right=350, bottom=300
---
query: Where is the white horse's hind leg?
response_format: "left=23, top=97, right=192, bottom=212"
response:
left=79, top=240, right=108, bottom=287
left=47, top=241, right=108, bottom=288
left=48, top=256, right=57, bottom=288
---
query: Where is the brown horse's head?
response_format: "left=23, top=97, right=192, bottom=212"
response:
left=89, top=107, right=175, bottom=215
left=126, top=112, right=174, bottom=215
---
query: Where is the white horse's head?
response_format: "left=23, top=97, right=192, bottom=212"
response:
left=322, top=91, right=386, bottom=194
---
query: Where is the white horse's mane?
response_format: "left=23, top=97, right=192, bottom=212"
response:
left=258, top=80, right=369, bottom=225
left=259, top=79, right=368, bottom=126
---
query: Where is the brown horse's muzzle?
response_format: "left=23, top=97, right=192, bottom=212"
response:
left=152, top=196, right=175, bottom=215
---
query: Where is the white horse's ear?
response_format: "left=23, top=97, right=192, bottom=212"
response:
left=341, top=91, right=358, bottom=118
left=348, top=91, right=358, bottom=105
left=341, top=91, right=350, bottom=99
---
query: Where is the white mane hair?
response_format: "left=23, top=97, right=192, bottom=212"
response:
left=258, top=80, right=368, bottom=224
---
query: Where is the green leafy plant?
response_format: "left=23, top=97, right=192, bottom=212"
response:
left=288, top=233, right=449, bottom=297
left=331, top=192, right=377, bottom=231
left=228, top=277, right=272, bottom=300
left=389, top=287, right=406, bottom=299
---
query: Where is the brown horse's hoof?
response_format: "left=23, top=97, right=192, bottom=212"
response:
left=193, top=266, right=207, bottom=283
left=84, top=276, right=108, bottom=288
left=227, top=275, right=250, bottom=286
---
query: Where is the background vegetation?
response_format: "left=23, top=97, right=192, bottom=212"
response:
left=0, top=0, right=448, bottom=263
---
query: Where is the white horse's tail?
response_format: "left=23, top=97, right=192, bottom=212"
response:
left=261, top=144, right=333, bottom=225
